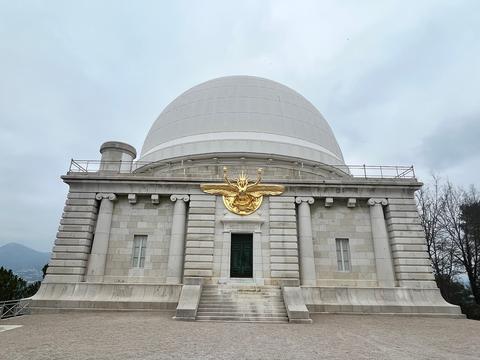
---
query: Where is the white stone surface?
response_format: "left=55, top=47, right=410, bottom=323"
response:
left=139, top=76, right=344, bottom=165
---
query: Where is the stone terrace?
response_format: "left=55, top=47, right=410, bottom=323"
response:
left=1, top=312, right=479, bottom=359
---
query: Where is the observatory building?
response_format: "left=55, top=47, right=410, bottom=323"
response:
left=32, top=76, right=461, bottom=321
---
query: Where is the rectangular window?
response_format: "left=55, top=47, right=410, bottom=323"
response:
left=132, top=235, right=147, bottom=268
left=336, top=238, right=351, bottom=272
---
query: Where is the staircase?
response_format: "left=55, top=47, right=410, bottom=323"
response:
left=196, top=285, right=288, bottom=323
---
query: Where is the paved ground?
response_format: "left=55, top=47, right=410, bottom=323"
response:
left=1, top=312, right=479, bottom=359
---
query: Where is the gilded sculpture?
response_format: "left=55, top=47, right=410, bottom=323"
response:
left=200, top=167, right=285, bottom=215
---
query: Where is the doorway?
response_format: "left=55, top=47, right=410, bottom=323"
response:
left=230, top=233, right=253, bottom=278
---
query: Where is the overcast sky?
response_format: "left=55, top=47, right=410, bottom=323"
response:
left=1, top=0, right=479, bottom=252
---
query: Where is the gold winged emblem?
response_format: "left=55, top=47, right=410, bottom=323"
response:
left=200, top=167, right=285, bottom=215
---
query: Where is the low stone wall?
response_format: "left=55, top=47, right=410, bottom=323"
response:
left=301, top=286, right=463, bottom=317
left=30, top=283, right=182, bottom=312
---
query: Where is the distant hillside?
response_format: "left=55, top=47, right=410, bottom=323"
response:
left=0, top=243, right=50, bottom=282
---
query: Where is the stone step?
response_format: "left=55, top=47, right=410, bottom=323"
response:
left=197, top=306, right=287, bottom=311
left=196, top=315, right=288, bottom=322
left=202, top=285, right=280, bottom=288
left=196, top=285, right=287, bottom=322
left=202, top=287, right=282, bottom=290
left=198, top=302, right=285, bottom=307
left=201, top=293, right=282, bottom=297
left=199, top=296, right=284, bottom=301
left=199, top=289, right=281, bottom=294
left=199, top=304, right=285, bottom=309
left=197, top=305, right=287, bottom=310
left=200, top=294, right=283, bottom=298
left=197, top=311, right=287, bottom=317
left=200, top=292, right=282, bottom=296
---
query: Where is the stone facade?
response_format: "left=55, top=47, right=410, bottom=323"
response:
left=105, top=196, right=173, bottom=283
left=311, top=200, right=377, bottom=287
left=32, top=164, right=461, bottom=317
left=31, top=76, right=462, bottom=319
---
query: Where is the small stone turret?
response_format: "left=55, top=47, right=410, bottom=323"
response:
left=99, top=141, right=137, bottom=173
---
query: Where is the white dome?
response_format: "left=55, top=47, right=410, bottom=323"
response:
left=140, top=76, right=345, bottom=165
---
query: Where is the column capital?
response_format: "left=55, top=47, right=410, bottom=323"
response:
left=170, top=194, right=190, bottom=202
left=367, top=198, right=388, bottom=206
left=295, top=196, right=314, bottom=205
left=95, top=193, right=117, bottom=201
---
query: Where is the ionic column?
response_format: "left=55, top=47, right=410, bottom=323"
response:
left=295, top=197, right=316, bottom=286
left=86, top=193, right=117, bottom=282
left=167, top=194, right=190, bottom=284
left=367, top=198, right=396, bottom=287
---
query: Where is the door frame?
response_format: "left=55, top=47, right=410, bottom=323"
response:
left=220, top=214, right=266, bottom=285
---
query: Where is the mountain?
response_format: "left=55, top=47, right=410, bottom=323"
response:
left=0, top=243, right=50, bottom=282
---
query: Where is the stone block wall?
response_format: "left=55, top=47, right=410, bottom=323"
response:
left=311, top=200, right=377, bottom=287
left=386, top=197, right=436, bottom=288
left=104, top=196, right=173, bottom=283
left=183, top=194, right=216, bottom=278
left=45, top=191, right=98, bottom=283
left=269, top=196, right=300, bottom=280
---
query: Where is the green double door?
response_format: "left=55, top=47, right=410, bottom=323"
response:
left=230, top=233, right=253, bottom=278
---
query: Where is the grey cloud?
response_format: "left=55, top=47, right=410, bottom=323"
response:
left=0, top=0, right=479, bottom=251
left=418, top=114, right=480, bottom=170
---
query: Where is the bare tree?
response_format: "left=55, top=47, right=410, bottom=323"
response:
left=441, top=183, right=480, bottom=304
left=416, top=176, right=458, bottom=282
left=459, top=188, right=480, bottom=303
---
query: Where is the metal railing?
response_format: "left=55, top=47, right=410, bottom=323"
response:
left=0, top=299, right=30, bottom=319
left=68, top=159, right=416, bottom=180
left=339, top=164, right=415, bottom=179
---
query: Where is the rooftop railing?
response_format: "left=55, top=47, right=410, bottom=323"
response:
left=68, top=159, right=416, bottom=179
